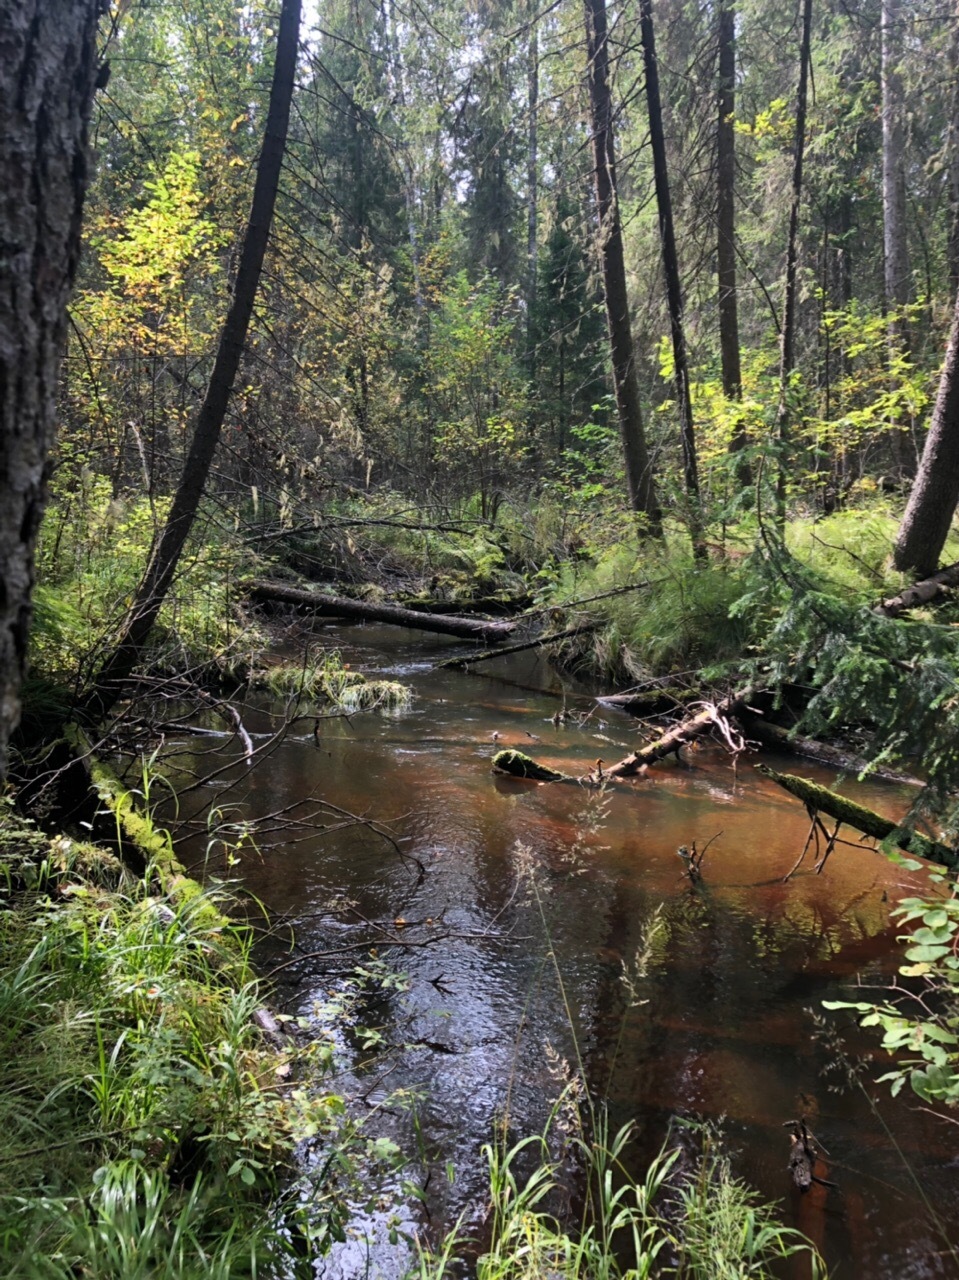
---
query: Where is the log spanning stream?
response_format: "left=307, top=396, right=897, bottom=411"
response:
left=171, top=622, right=958, bottom=1278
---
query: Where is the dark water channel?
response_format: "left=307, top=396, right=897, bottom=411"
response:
left=172, top=622, right=958, bottom=1279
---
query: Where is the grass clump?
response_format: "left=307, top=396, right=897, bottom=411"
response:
left=415, top=1105, right=823, bottom=1280
left=0, top=801, right=350, bottom=1277
left=250, top=650, right=412, bottom=712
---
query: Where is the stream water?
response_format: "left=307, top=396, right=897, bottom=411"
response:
left=172, top=622, right=959, bottom=1279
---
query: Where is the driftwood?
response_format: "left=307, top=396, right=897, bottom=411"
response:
left=877, top=560, right=959, bottom=618
left=436, top=624, right=598, bottom=670
left=493, top=690, right=750, bottom=783
left=757, top=764, right=957, bottom=869
left=249, top=579, right=515, bottom=642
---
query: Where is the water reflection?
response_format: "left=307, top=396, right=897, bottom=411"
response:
left=166, top=622, right=958, bottom=1278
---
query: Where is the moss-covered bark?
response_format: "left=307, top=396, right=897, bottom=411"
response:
left=757, top=764, right=958, bottom=869
left=491, top=749, right=570, bottom=781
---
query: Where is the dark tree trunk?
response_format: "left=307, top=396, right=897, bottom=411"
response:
left=583, top=0, right=662, bottom=535
left=949, top=6, right=959, bottom=294
left=0, top=0, right=101, bottom=781
left=527, top=11, right=538, bottom=376
left=882, top=0, right=910, bottom=335
left=85, top=0, right=302, bottom=719
left=639, top=0, right=703, bottom=552
left=717, top=1, right=750, bottom=485
left=892, top=286, right=959, bottom=577
left=775, top=0, right=813, bottom=521
left=882, top=0, right=913, bottom=476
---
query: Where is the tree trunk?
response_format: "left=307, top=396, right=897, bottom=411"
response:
left=639, top=0, right=703, bottom=551
left=583, top=0, right=662, bottom=535
left=249, top=580, right=516, bottom=642
left=527, top=10, right=539, bottom=375
left=84, top=0, right=302, bottom=720
left=717, top=1, right=750, bottom=484
left=882, top=0, right=910, bottom=338
left=948, top=3, right=959, bottom=293
left=775, top=0, right=813, bottom=522
left=493, top=689, right=752, bottom=781
left=881, top=0, right=913, bottom=476
left=0, top=0, right=101, bottom=781
left=892, top=286, right=959, bottom=576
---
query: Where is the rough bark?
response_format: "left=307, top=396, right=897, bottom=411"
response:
left=250, top=580, right=516, bottom=642
left=775, top=0, right=813, bottom=520
left=892, top=286, right=959, bottom=577
left=583, top=0, right=662, bottom=534
left=881, top=0, right=913, bottom=475
left=0, top=0, right=102, bottom=781
left=881, top=0, right=910, bottom=343
left=639, top=0, right=702, bottom=549
left=757, top=765, right=957, bottom=869
left=717, top=1, right=750, bottom=482
left=949, top=3, right=959, bottom=292
left=527, top=9, right=539, bottom=373
left=878, top=559, right=959, bottom=616
left=84, top=0, right=302, bottom=720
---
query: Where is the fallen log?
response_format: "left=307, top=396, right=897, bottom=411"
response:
left=740, top=715, right=921, bottom=786
left=400, top=593, right=533, bottom=617
left=436, top=623, right=598, bottom=670
left=597, top=686, right=697, bottom=717
left=492, top=690, right=750, bottom=783
left=877, top=560, right=959, bottom=618
left=756, top=764, right=957, bottom=869
left=249, top=579, right=515, bottom=642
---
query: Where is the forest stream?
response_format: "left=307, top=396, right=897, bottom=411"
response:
left=170, top=622, right=959, bottom=1279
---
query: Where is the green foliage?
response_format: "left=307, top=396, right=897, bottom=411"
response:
left=824, top=867, right=959, bottom=1109
left=747, top=533, right=959, bottom=834
left=32, top=479, right=264, bottom=692
left=0, top=802, right=352, bottom=1276
left=415, top=1108, right=822, bottom=1280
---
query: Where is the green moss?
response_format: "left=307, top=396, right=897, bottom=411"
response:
left=492, top=749, right=569, bottom=781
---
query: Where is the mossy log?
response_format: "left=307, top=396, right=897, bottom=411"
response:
left=400, top=593, right=533, bottom=616
left=65, top=723, right=184, bottom=881
left=757, top=764, right=957, bottom=869
left=492, top=691, right=750, bottom=783
left=250, top=579, right=515, bottom=642
left=492, top=749, right=571, bottom=781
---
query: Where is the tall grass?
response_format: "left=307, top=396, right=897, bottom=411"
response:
left=0, top=802, right=349, bottom=1276
left=414, top=1109, right=824, bottom=1280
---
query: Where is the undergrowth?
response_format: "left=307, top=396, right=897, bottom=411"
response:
left=0, top=800, right=353, bottom=1277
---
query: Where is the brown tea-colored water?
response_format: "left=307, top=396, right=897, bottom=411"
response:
left=172, top=623, right=959, bottom=1278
